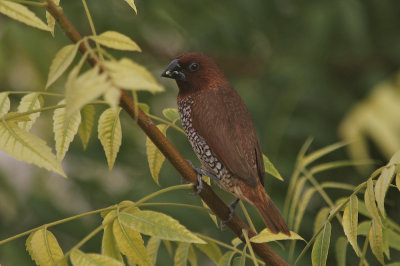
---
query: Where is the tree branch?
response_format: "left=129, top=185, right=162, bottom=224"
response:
left=45, top=1, right=288, bottom=264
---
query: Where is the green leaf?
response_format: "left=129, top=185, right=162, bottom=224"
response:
left=46, top=43, right=79, bottom=88
left=78, top=105, right=95, bottom=150
left=357, top=220, right=371, bottom=236
left=217, top=251, right=235, bottom=266
left=104, top=87, right=121, bottom=109
left=375, top=164, right=396, bottom=217
left=309, top=159, right=375, bottom=175
left=387, top=228, right=400, bottom=251
left=45, top=0, right=59, bottom=37
left=231, top=237, right=242, bottom=247
left=396, top=173, right=400, bottom=192
left=123, top=0, right=137, bottom=13
left=302, top=141, right=347, bottom=167
left=138, top=103, right=150, bottom=114
left=198, top=176, right=219, bottom=227
left=294, top=187, right=316, bottom=232
left=369, top=219, right=385, bottom=265
left=0, top=92, right=10, bottom=116
left=17, top=93, right=43, bottom=131
left=53, top=100, right=81, bottom=161
left=104, top=58, right=164, bottom=93
left=174, top=242, right=190, bottom=266
left=365, top=179, right=382, bottom=225
left=113, top=216, right=151, bottom=266
left=146, top=124, right=168, bottom=185
left=91, top=31, right=141, bottom=52
left=263, top=154, right=283, bottom=181
left=194, top=239, right=222, bottom=264
left=342, top=195, right=360, bottom=256
left=313, top=208, right=330, bottom=235
left=98, top=108, right=122, bottom=170
left=146, top=236, right=161, bottom=266
left=288, top=176, right=307, bottom=227
left=162, top=108, right=180, bottom=122
left=383, top=226, right=390, bottom=259
left=70, top=249, right=124, bottom=266
left=0, top=120, right=65, bottom=176
left=250, top=228, right=303, bottom=243
left=311, top=222, right=331, bottom=266
left=118, top=210, right=206, bottom=244
left=102, top=212, right=123, bottom=262
left=388, top=150, right=400, bottom=165
left=335, top=237, right=348, bottom=266
left=232, top=246, right=246, bottom=266
left=26, top=229, right=66, bottom=266
left=66, top=65, right=111, bottom=116
left=163, top=240, right=173, bottom=257
left=188, top=245, right=197, bottom=266
left=0, top=0, right=50, bottom=31
left=320, top=182, right=355, bottom=191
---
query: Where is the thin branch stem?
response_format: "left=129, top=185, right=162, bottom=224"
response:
left=0, top=205, right=116, bottom=246
left=137, top=202, right=209, bottom=212
left=240, top=201, right=256, bottom=233
left=194, top=233, right=264, bottom=264
left=147, top=113, right=185, bottom=134
left=81, top=0, right=103, bottom=60
left=359, top=236, right=369, bottom=266
left=3, top=100, right=107, bottom=121
left=6, top=91, right=63, bottom=97
left=243, top=229, right=259, bottom=266
left=302, top=167, right=343, bottom=223
left=3, top=104, right=66, bottom=120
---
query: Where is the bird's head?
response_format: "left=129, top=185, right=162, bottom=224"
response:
left=161, top=52, right=229, bottom=95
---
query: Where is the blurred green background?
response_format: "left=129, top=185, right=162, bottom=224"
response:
left=0, top=0, right=400, bottom=265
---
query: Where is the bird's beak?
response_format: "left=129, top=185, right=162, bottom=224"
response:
left=161, top=59, right=186, bottom=81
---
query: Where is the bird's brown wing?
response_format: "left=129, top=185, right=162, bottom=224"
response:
left=191, top=86, right=265, bottom=187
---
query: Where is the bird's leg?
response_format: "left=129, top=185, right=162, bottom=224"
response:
left=186, top=160, right=218, bottom=194
left=220, top=198, right=240, bottom=230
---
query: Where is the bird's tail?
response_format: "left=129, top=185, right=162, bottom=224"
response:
left=243, top=184, right=290, bottom=235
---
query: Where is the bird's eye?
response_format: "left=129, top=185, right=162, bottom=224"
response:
left=189, top=62, right=200, bottom=72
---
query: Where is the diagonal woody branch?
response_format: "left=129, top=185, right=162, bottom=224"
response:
left=45, top=1, right=288, bottom=265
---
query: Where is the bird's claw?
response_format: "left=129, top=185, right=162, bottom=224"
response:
left=195, top=173, right=203, bottom=194
left=186, top=160, right=218, bottom=194
left=220, top=198, right=240, bottom=230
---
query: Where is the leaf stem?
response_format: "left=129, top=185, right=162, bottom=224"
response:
left=194, top=233, right=264, bottom=264
left=243, top=229, right=259, bottom=266
left=358, top=236, right=369, bottom=266
left=147, top=113, right=185, bottom=134
left=138, top=202, right=209, bottom=212
left=3, top=104, right=66, bottom=121
left=240, top=201, right=256, bottom=233
left=6, top=91, right=63, bottom=97
left=81, top=0, right=103, bottom=60
left=0, top=205, right=116, bottom=246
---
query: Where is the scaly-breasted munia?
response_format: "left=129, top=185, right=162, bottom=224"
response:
left=162, top=52, right=289, bottom=235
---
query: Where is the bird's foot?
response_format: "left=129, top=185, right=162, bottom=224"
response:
left=220, top=198, right=240, bottom=230
left=186, top=160, right=218, bottom=194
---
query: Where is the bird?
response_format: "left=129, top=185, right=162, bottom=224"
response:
left=161, top=52, right=290, bottom=235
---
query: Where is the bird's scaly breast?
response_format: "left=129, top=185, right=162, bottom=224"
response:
left=178, top=96, right=234, bottom=191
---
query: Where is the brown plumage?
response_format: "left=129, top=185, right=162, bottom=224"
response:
left=162, top=52, right=290, bottom=235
